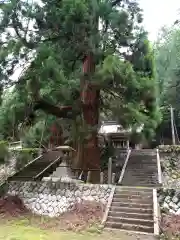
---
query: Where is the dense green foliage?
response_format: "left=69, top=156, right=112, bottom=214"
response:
left=155, top=26, right=180, bottom=144
left=13, top=148, right=39, bottom=171
left=0, top=0, right=160, bottom=147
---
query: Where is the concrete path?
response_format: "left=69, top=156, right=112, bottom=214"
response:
left=103, top=230, right=157, bottom=240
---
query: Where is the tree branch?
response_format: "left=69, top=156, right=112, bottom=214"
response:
left=33, top=99, right=79, bottom=119
left=112, top=0, right=123, bottom=7
left=12, top=12, right=36, bottom=49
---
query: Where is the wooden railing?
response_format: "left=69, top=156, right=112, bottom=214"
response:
left=8, top=141, right=22, bottom=150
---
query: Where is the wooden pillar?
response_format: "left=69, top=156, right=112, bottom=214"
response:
left=112, top=173, right=116, bottom=184
left=100, top=172, right=104, bottom=184
left=87, top=171, right=91, bottom=183
left=127, top=140, right=129, bottom=149
left=75, top=171, right=79, bottom=179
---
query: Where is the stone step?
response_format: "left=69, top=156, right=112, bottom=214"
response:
left=127, top=166, right=157, bottom=169
left=9, top=176, right=32, bottom=181
left=128, top=159, right=157, bottom=161
left=115, top=189, right=153, bottom=195
left=126, top=167, right=157, bottom=170
left=114, top=193, right=152, bottom=200
left=110, top=206, right=153, bottom=214
left=108, top=211, right=153, bottom=220
left=122, top=176, right=157, bottom=179
left=111, top=202, right=152, bottom=208
left=112, top=197, right=152, bottom=204
left=124, top=175, right=157, bottom=178
left=130, top=156, right=156, bottom=159
left=130, top=157, right=156, bottom=159
left=128, top=161, right=156, bottom=163
left=130, top=161, right=156, bottom=163
left=128, top=163, right=156, bottom=166
left=107, top=216, right=154, bottom=227
left=131, top=151, right=156, bottom=154
left=123, top=176, right=157, bottom=180
left=122, top=179, right=157, bottom=183
left=125, top=170, right=157, bottom=174
left=130, top=154, right=156, bottom=156
left=122, top=178, right=157, bottom=183
left=121, top=183, right=157, bottom=187
left=125, top=169, right=157, bottom=172
left=124, top=173, right=157, bottom=176
left=126, top=173, right=157, bottom=176
left=116, top=187, right=152, bottom=191
left=125, top=171, right=157, bottom=174
left=121, top=182, right=158, bottom=186
left=105, top=221, right=154, bottom=233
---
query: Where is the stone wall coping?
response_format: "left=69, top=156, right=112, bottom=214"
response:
left=9, top=180, right=113, bottom=188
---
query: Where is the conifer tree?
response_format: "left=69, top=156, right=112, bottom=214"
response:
left=0, top=0, right=160, bottom=181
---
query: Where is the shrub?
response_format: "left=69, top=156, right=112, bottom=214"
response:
left=13, top=148, right=39, bottom=171
left=161, top=214, right=180, bottom=239
left=100, top=143, right=115, bottom=170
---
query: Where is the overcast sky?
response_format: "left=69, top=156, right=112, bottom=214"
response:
left=139, top=0, right=180, bottom=41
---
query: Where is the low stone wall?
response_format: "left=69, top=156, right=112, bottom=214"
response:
left=159, top=188, right=180, bottom=215
left=7, top=181, right=112, bottom=218
left=160, top=152, right=180, bottom=188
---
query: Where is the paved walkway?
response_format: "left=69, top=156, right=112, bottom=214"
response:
left=103, top=230, right=157, bottom=240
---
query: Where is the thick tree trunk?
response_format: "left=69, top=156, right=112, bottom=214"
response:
left=28, top=56, right=101, bottom=182
left=79, top=54, right=101, bottom=182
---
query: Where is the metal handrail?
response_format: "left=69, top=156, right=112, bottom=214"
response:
left=118, top=148, right=131, bottom=184
left=34, top=157, right=62, bottom=180
left=153, top=188, right=160, bottom=236
left=101, top=186, right=116, bottom=225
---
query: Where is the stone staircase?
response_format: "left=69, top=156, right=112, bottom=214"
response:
left=105, top=187, right=154, bottom=234
left=121, top=149, right=159, bottom=187
left=9, top=150, right=63, bottom=181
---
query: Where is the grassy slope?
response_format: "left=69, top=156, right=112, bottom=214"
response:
left=0, top=221, right=157, bottom=240
left=0, top=223, right=99, bottom=240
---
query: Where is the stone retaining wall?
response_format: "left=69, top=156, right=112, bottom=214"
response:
left=159, top=188, right=180, bottom=215
left=160, top=152, right=180, bottom=188
left=7, top=181, right=112, bottom=218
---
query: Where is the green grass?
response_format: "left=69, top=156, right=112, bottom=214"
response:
left=0, top=217, right=155, bottom=240
left=0, top=222, right=101, bottom=240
